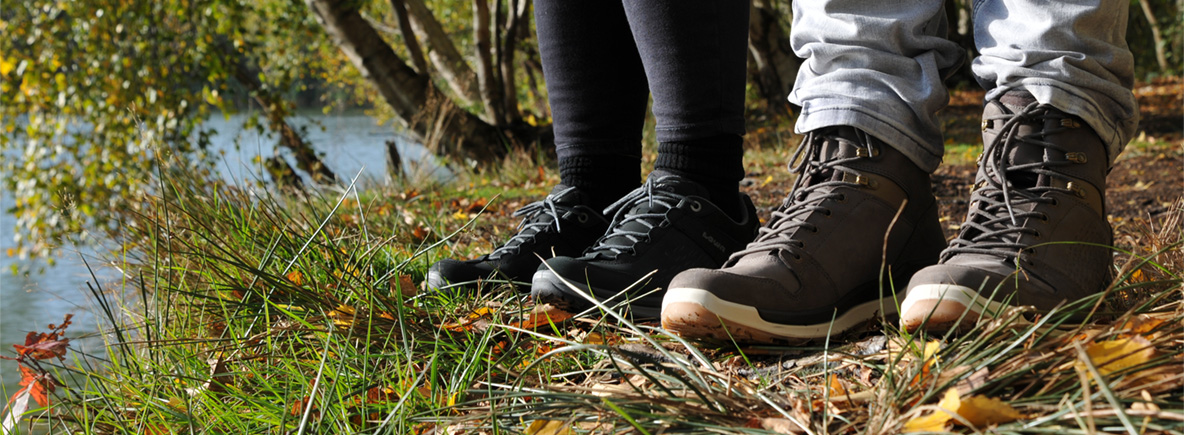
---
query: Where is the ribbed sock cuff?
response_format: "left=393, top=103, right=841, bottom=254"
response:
left=558, top=154, right=641, bottom=210
left=654, top=134, right=745, bottom=218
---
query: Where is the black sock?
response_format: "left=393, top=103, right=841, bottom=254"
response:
left=653, top=134, right=745, bottom=220
left=558, top=153, right=641, bottom=211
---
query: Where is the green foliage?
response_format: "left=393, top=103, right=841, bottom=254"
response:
left=1, top=0, right=226, bottom=260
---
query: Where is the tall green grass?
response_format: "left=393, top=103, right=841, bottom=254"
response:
left=3, top=143, right=1181, bottom=434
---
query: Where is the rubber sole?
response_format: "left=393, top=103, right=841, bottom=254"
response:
left=530, top=270, right=662, bottom=319
left=660, top=288, right=896, bottom=344
left=899, top=284, right=1009, bottom=333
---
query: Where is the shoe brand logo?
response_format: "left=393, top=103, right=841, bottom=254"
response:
left=702, top=232, right=726, bottom=253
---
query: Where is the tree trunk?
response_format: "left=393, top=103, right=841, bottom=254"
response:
left=1137, top=0, right=1170, bottom=73
left=498, top=0, right=526, bottom=121
left=473, top=0, right=506, bottom=126
left=385, top=139, right=403, bottom=179
left=305, top=0, right=509, bottom=163
left=389, top=0, right=429, bottom=75
left=403, top=0, right=481, bottom=106
left=220, top=40, right=338, bottom=184
left=747, top=0, right=799, bottom=119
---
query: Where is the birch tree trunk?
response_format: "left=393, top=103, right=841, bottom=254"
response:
left=305, top=0, right=508, bottom=162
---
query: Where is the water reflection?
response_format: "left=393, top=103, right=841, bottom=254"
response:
left=0, top=111, right=440, bottom=403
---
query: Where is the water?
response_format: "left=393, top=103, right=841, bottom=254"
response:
left=0, top=112, right=441, bottom=405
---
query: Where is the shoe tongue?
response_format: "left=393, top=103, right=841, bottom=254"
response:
left=647, top=173, right=710, bottom=198
left=999, top=89, right=1037, bottom=113
left=806, top=127, right=861, bottom=184
left=994, top=91, right=1045, bottom=188
left=547, top=184, right=589, bottom=206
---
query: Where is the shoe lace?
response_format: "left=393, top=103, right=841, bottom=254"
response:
left=488, top=186, right=580, bottom=259
left=584, top=176, right=692, bottom=258
left=943, top=102, right=1080, bottom=260
left=731, top=130, right=877, bottom=261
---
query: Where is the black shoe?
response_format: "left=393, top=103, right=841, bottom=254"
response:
left=530, top=175, right=759, bottom=318
left=426, top=185, right=609, bottom=293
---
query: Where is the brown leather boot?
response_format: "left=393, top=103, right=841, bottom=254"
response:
left=662, top=127, right=945, bottom=343
left=901, top=90, right=1113, bottom=333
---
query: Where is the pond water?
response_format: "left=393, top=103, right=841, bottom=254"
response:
left=0, top=112, right=444, bottom=403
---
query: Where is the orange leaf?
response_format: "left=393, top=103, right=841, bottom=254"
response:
left=17, top=366, right=53, bottom=407
left=286, top=270, right=305, bottom=286
left=510, top=304, right=573, bottom=330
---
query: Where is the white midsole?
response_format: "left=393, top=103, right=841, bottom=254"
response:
left=900, top=284, right=1010, bottom=317
left=662, top=288, right=897, bottom=339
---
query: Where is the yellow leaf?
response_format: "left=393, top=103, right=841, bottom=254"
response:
left=583, top=332, right=606, bottom=345
left=957, top=395, right=1024, bottom=427
left=761, top=175, right=774, bottom=187
left=905, top=388, right=1023, bottom=431
left=525, top=419, right=575, bottom=435
left=0, top=57, right=14, bottom=75
left=903, top=388, right=959, bottom=432
left=1078, top=336, right=1155, bottom=377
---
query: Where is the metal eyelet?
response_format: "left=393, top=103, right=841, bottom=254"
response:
left=688, top=201, right=702, bottom=212
left=836, top=194, right=847, bottom=203
left=577, top=213, right=589, bottom=223
left=1039, top=214, right=1049, bottom=222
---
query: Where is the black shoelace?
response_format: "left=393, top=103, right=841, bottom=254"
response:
left=942, top=103, right=1080, bottom=261
left=584, top=176, right=698, bottom=259
left=488, top=186, right=582, bottom=259
left=730, top=130, right=878, bottom=261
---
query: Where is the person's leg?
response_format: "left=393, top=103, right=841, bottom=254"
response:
left=537, top=0, right=650, bottom=210
left=531, top=0, right=758, bottom=317
left=426, top=1, right=648, bottom=293
left=623, top=0, right=751, bottom=217
left=901, top=0, right=1138, bottom=331
left=661, top=0, right=956, bottom=342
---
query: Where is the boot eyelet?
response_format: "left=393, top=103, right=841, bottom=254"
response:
left=688, top=201, right=703, bottom=212
left=836, top=194, right=847, bottom=203
left=1032, top=231, right=1042, bottom=238
left=577, top=213, right=589, bottom=223
left=1039, top=214, right=1049, bottom=222
left=823, top=210, right=833, bottom=218
left=1049, top=198, right=1059, bottom=206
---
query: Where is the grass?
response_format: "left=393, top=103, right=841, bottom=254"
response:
left=2, top=138, right=1182, bottom=434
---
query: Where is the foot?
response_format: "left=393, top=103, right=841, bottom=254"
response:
left=530, top=175, right=759, bottom=318
left=662, top=127, right=945, bottom=343
left=901, top=91, right=1113, bottom=333
left=426, top=185, right=609, bottom=293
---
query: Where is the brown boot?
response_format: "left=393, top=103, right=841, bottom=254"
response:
left=662, top=127, right=945, bottom=343
left=901, top=90, right=1113, bottom=333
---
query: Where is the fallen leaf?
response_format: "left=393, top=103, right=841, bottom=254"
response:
left=525, top=419, right=575, bottom=435
left=510, top=304, right=573, bottom=330
left=905, top=388, right=1024, bottom=431
left=391, top=274, right=418, bottom=297
left=903, top=388, right=959, bottom=432
left=758, top=417, right=808, bottom=434
left=957, top=394, right=1024, bottom=426
left=286, top=270, right=305, bottom=286
left=1078, top=336, right=1155, bottom=377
